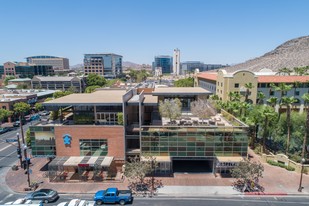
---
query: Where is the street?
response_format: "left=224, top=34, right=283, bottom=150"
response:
left=1, top=193, right=309, bottom=206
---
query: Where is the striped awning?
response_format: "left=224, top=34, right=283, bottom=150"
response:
left=101, top=156, right=114, bottom=167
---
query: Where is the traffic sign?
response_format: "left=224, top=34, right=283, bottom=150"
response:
left=6, top=139, right=18, bottom=143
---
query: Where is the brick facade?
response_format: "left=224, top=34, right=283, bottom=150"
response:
left=54, top=126, right=125, bottom=159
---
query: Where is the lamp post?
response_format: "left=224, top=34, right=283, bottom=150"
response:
left=16, top=133, right=22, bottom=167
left=298, top=158, right=306, bottom=192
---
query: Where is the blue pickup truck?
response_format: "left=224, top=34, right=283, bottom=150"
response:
left=94, top=188, right=132, bottom=205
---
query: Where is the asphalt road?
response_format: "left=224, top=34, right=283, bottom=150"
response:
left=1, top=193, right=309, bottom=206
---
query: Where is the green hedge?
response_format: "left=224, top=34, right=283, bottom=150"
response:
left=267, top=160, right=295, bottom=171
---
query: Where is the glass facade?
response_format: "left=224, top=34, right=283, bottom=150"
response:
left=153, top=56, right=173, bottom=74
left=141, top=127, right=248, bottom=157
left=84, top=54, right=123, bottom=77
left=30, top=126, right=56, bottom=157
left=80, top=139, right=108, bottom=156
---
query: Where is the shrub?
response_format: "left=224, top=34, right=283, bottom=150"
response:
left=286, top=166, right=295, bottom=171
left=267, top=160, right=278, bottom=166
left=278, top=163, right=286, bottom=168
left=254, top=145, right=263, bottom=154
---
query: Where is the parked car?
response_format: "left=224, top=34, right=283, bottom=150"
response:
left=94, top=188, right=132, bottom=205
left=24, top=189, right=59, bottom=203
left=13, top=120, right=26, bottom=127
left=30, top=114, right=40, bottom=121
left=39, top=111, right=50, bottom=116
left=57, top=199, right=95, bottom=206
left=0, top=127, right=10, bottom=134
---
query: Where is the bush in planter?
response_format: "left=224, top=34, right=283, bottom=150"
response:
left=267, top=160, right=278, bottom=166
left=286, top=166, right=295, bottom=171
left=278, top=163, right=286, bottom=168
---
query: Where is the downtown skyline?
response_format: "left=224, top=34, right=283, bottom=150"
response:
left=0, top=0, right=309, bottom=66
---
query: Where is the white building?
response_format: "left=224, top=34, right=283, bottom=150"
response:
left=173, top=48, right=180, bottom=75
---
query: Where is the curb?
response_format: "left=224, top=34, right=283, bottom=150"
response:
left=245, top=192, right=287, bottom=196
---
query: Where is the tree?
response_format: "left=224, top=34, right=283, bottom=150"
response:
left=271, top=83, right=293, bottom=119
left=244, top=82, right=254, bottom=103
left=0, top=109, right=13, bottom=124
left=53, top=91, right=73, bottom=99
left=277, top=67, right=292, bottom=76
left=3, top=76, right=15, bottom=86
left=257, top=92, right=266, bottom=105
left=159, top=99, right=182, bottom=122
left=231, top=159, right=264, bottom=192
left=246, top=105, right=264, bottom=149
left=34, top=103, right=43, bottom=112
left=260, top=106, right=277, bottom=153
left=25, top=129, right=31, bottom=146
left=190, top=99, right=213, bottom=123
left=124, top=156, right=162, bottom=195
left=174, top=77, right=194, bottom=87
left=86, top=73, right=106, bottom=87
left=85, top=85, right=101, bottom=93
left=117, top=112, right=124, bottom=125
left=302, top=93, right=309, bottom=159
left=267, top=97, right=278, bottom=108
left=281, top=96, right=297, bottom=154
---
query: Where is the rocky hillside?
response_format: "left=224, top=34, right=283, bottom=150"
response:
left=221, top=36, right=309, bottom=72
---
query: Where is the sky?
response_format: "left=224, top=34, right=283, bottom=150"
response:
left=0, top=0, right=309, bottom=66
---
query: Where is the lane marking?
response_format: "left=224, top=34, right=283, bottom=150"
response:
left=0, top=193, right=13, bottom=203
left=0, top=150, right=16, bottom=161
left=0, top=144, right=12, bottom=152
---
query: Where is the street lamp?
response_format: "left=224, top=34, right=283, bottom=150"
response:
left=16, top=133, right=22, bottom=167
left=298, top=158, right=306, bottom=192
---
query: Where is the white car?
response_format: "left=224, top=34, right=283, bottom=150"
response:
left=57, top=199, right=95, bottom=206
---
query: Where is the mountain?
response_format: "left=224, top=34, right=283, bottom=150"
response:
left=220, top=36, right=309, bottom=73
left=70, top=64, right=83, bottom=70
left=123, top=61, right=140, bottom=68
left=123, top=61, right=152, bottom=71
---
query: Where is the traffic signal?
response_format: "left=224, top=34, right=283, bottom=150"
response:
left=17, top=148, right=21, bottom=158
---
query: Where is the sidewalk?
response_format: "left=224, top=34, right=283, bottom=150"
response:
left=5, top=149, right=309, bottom=196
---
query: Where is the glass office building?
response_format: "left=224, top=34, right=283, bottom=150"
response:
left=84, top=53, right=123, bottom=78
left=152, top=55, right=173, bottom=74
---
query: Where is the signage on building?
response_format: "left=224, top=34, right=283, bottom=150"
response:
left=216, top=162, right=239, bottom=168
left=63, top=134, right=72, bottom=146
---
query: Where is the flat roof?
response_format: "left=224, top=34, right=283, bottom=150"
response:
left=143, top=95, right=158, bottom=104
left=152, top=87, right=211, bottom=96
left=43, top=90, right=126, bottom=106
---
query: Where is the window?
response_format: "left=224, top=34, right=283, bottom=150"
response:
left=234, top=83, right=239, bottom=88
left=295, top=91, right=300, bottom=96
left=80, top=139, right=108, bottom=156
left=270, top=91, right=274, bottom=96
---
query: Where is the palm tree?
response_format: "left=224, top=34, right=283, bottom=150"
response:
left=257, top=92, right=266, bottom=105
left=277, top=67, right=293, bottom=76
left=246, top=105, right=264, bottom=149
left=228, top=91, right=241, bottom=102
left=301, top=93, right=309, bottom=159
left=244, top=83, right=254, bottom=103
left=260, top=106, right=277, bottom=153
left=271, top=83, right=293, bottom=119
left=281, top=96, right=297, bottom=154
left=267, top=97, right=278, bottom=109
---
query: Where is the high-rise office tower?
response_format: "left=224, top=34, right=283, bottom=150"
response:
left=84, top=53, right=122, bottom=78
left=152, top=55, right=173, bottom=74
left=173, top=48, right=180, bottom=75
